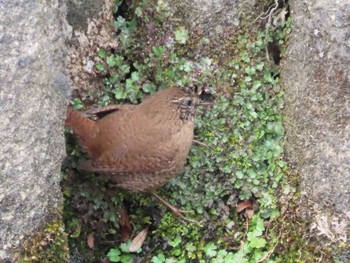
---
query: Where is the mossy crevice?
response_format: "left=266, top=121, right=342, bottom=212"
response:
left=20, top=215, right=69, bottom=263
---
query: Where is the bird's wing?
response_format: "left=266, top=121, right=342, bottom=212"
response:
left=85, top=104, right=136, bottom=119
left=81, top=136, right=179, bottom=174
left=82, top=108, right=181, bottom=174
left=81, top=148, right=178, bottom=174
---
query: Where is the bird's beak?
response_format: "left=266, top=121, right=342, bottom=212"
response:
left=196, top=101, right=214, bottom=107
left=169, top=98, right=214, bottom=107
left=170, top=98, right=182, bottom=105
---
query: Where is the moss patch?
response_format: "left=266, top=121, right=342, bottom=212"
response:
left=20, top=216, right=69, bottom=263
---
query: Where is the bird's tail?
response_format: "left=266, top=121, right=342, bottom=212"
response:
left=65, top=107, right=97, bottom=144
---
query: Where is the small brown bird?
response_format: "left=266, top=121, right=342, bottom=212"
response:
left=66, top=88, right=200, bottom=222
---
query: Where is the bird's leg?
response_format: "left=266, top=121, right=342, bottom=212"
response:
left=192, top=139, right=208, bottom=147
left=151, top=192, right=199, bottom=224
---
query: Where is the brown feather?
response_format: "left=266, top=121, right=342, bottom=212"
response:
left=66, top=88, right=195, bottom=193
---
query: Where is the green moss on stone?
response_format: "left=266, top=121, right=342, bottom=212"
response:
left=20, top=216, right=69, bottom=263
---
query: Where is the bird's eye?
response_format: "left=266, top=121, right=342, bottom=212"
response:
left=185, top=99, right=193, bottom=106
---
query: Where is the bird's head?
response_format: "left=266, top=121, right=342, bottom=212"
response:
left=142, top=87, right=213, bottom=122
left=170, top=88, right=213, bottom=122
left=170, top=96, right=198, bottom=121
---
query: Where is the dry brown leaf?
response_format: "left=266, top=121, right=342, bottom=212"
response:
left=245, top=209, right=255, bottom=219
left=263, top=220, right=271, bottom=228
left=120, top=207, right=132, bottom=242
left=87, top=233, right=94, bottom=249
left=129, top=228, right=148, bottom=252
left=236, top=200, right=253, bottom=212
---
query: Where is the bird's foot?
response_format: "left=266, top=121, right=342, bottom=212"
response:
left=192, top=139, right=208, bottom=147
left=151, top=192, right=200, bottom=224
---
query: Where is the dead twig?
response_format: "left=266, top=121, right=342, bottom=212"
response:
left=256, top=215, right=286, bottom=263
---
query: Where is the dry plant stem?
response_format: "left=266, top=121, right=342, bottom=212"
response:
left=151, top=192, right=199, bottom=224
left=241, top=217, right=250, bottom=246
left=197, top=102, right=215, bottom=107
left=253, top=0, right=278, bottom=23
left=256, top=215, right=285, bottom=262
left=265, top=0, right=279, bottom=62
left=253, top=0, right=280, bottom=62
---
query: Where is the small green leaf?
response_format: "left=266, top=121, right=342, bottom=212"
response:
left=152, top=46, right=165, bottom=57
left=152, top=253, right=165, bottom=263
left=71, top=98, right=83, bottom=110
left=264, top=72, right=274, bottom=83
left=252, top=80, right=262, bottom=90
left=131, top=71, right=140, bottom=82
left=245, top=66, right=256, bottom=76
left=204, top=243, right=217, bottom=257
left=120, top=64, right=130, bottom=74
left=248, top=236, right=266, bottom=248
left=142, top=82, right=156, bottom=93
left=201, top=57, right=212, bottom=66
left=120, top=242, right=131, bottom=253
left=107, top=55, right=116, bottom=67
left=256, top=62, right=264, bottom=71
left=135, top=6, right=142, bottom=16
left=121, top=255, right=133, bottom=263
left=114, top=16, right=126, bottom=30
left=185, top=242, right=196, bottom=253
left=255, top=217, right=266, bottom=232
left=113, top=89, right=126, bottom=100
left=98, top=48, right=106, bottom=58
left=164, top=68, right=175, bottom=79
left=169, top=236, right=181, bottom=247
left=96, top=63, right=105, bottom=71
left=236, top=171, right=244, bottom=179
left=249, top=111, right=258, bottom=119
left=244, top=76, right=252, bottom=82
left=107, top=248, right=121, bottom=262
left=181, top=61, right=193, bottom=72
left=175, top=26, right=189, bottom=44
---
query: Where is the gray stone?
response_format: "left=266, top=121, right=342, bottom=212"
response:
left=140, top=0, right=258, bottom=62
left=0, top=0, right=70, bottom=261
left=282, top=0, right=350, bottom=260
left=67, top=0, right=105, bottom=29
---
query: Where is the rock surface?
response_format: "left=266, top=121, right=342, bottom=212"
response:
left=282, top=0, right=350, bottom=260
left=0, top=0, right=70, bottom=261
left=139, top=0, right=258, bottom=63
left=67, top=0, right=104, bottom=29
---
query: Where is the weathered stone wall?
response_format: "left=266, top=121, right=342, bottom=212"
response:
left=67, top=0, right=104, bottom=29
left=0, top=0, right=70, bottom=261
left=135, top=0, right=258, bottom=62
left=282, top=0, right=350, bottom=260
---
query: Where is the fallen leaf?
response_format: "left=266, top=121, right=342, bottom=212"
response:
left=87, top=233, right=94, bottom=249
left=263, top=220, right=271, bottom=227
left=120, top=207, right=132, bottom=241
left=245, top=209, right=254, bottom=219
left=236, top=200, right=253, bottom=212
left=129, top=228, right=148, bottom=252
